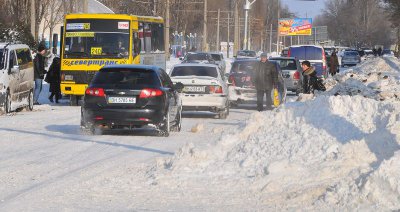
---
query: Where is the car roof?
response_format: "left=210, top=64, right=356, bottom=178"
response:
left=289, top=45, right=324, bottom=48
left=101, top=64, right=161, bottom=71
left=232, top=59, right=259, bottom=63
left=0, top=43, right=30, bottom=49
left=269, top=57, right=297, bottom=60
left=187, top=52, right=209, bottom=54
left=173, top=63, right=219, bottom=68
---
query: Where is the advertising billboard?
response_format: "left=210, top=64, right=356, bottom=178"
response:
left=278, top=18, right=313, bottom=36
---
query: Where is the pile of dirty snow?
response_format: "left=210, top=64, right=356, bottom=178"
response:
left=323, top=57, right=400, bottom=102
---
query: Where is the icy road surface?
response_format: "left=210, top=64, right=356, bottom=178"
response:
left=1, top=56, right=400, bottom=210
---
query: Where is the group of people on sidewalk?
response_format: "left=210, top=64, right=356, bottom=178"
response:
left=33, top=44, right=62, bottom=105
left=254, top=53, right=326, bottom=111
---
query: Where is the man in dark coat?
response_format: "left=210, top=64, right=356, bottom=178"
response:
left=254, top=53, right=278, bottom=111
left=33, top=44, right=46, bottom=105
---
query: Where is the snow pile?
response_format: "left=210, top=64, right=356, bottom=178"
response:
left=323, top=57, right=400, bottom=101
left=142, top=57, right=400, bottom=209
left=149, top=94, right=400, bottom=209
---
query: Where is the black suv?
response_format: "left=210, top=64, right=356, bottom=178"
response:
left=81, top=65, right=183, bottom=136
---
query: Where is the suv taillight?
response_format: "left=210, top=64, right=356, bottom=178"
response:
left=228, top=75, right=236, bottom=86
left=139, top=88, right=163, bottom=98
left=85, top=88, right=105, bottom=97
left=293, top=71, right=300, bottom=80
left=287, top=49, right=291, bottom=57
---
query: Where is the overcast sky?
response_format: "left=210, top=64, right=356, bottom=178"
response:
left=281, top=0, right=327, bottom=19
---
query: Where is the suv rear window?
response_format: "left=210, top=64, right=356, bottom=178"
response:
left=231, top=61, right=258, bottom=74
left=171, top=66, right=218, bottom=78
left=92, top=69, right=160, bottom=88
left=269, top=59, right=297, bottom=70
left=290, top=46, right=323, bottom=60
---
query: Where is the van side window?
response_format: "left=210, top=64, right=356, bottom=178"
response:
left=9, top=50, right=17, bottom=71
left=16, top=48, right=32, bottom=66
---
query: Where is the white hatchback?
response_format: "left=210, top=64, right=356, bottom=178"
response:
left=170, top=63, right=229, bottom=119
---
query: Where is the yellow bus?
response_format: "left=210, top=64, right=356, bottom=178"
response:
left=61, top=14, right=165, bottom=105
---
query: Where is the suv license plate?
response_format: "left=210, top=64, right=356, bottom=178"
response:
left=108, top=97, right=136, bottom=104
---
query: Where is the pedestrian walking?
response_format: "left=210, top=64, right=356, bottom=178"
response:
left=377, top=47, right=383, bottom=56
left=254, top=53, right=278, bottom=111
left=33, top=44, right=47, bottom=105
left=45, top=57, right=61, bottom=103
left=329, top=51, right=339, bottom=76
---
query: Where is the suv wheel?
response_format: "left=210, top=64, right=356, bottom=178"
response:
left=218, top=102, right=229, bottom=119
left=171, top=107, right=182, bottom=132
left=26, top=89, right=34, bottom=111
left=5, top=91, right=12, bottom=113
left=158, top=111, right=170, bottom=137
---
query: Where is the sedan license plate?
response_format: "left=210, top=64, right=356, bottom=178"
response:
left=183, top=86, right=206, bottom=93
left=108, top=97, right=136, bottom=104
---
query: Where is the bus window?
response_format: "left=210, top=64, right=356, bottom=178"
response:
left=151, top=23, right=164, bottom=52
left=144, top=23, right=152, bottom=52
left=132, top=32, right=141, bottom=57
left=139, top=22, right=145, bottom=53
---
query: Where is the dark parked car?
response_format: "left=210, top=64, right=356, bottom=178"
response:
left=81, top=65, right=183, bottom=136
left=227, top=59, right=286, bottom=106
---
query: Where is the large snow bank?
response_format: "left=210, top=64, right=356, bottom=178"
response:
left=146, top=57, right=400, bottom=209
left=323, top=57, right=400, bottom=102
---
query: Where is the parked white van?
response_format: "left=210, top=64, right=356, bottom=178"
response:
left=0, top=43, right=34, bottom=114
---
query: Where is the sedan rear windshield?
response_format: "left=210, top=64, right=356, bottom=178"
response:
left=186, top=53, right=208, bottom=61
left=92, top=69, right=160, bottom=88
left=231, top=61, right=258, bottom=74
left=171, top=66, right=218, bottom=78
left=344, top=51, right=359, bottom=56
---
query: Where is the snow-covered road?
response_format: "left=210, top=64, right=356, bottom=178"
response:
left=1, top=56, right=400, bottom=211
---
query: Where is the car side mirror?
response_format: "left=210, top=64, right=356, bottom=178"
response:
left=174, top=82, right=184, bottom=92
left=10, top=65, right=20, bottom=74
left=179, top=57, right=183, bottom=61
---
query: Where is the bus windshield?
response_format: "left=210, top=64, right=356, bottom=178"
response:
left=63, top=19, right=131, bottom=59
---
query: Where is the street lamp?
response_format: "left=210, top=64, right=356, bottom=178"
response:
left=243, top=0, right=256, bottom=50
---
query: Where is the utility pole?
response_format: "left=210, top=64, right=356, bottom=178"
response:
left=227, top=12, right=230, bottom=58
left=243, top=0, right=256, bottom=50
left=269, top=24, right=272, bottom=53
left=153, top=0, right=158, bottom=16
left=203, top=0, right=208, bottom=51
left=217, top=9, right=220, bottom=52
left=276, top=0, right=280, bottom=53
left=165, top=0, right=170, bottom=59
left=234, top=1, right=239, bottom=56
left=83, top=0, right=88, bottom=13
left=31, top=0, right=35, bottom=40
